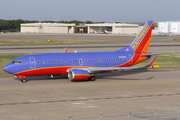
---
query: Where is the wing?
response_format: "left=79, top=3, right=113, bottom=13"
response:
left=67, top=54, right=157, bottom=74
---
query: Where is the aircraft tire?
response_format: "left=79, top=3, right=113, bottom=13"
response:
left=21, top=79, right=27, bottom=83
left=91, top=76, right=96, bottom=81
left=88, top=76, right=96, bottom=81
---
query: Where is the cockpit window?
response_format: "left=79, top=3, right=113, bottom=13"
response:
left=11, top=61, right=22, bottom=64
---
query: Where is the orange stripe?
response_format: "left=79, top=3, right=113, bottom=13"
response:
left=135, top=22, right=154, bottom=53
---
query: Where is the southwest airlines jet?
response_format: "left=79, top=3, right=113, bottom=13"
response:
left=3, top=21, right=161, bottom=83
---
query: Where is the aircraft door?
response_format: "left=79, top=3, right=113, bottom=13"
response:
left=128, top=54, right=133, bottom=65
left=29, top=57, right=36, bottom=69
left=20, top=58, right=23, bottom=71
left=79, top=58, right=83, bottom=65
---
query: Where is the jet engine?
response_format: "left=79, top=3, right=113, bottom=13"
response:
left=68, top=69, right=90, bottom=80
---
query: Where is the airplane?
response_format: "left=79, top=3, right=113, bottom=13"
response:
left=3, top=21, right=165, bottom=83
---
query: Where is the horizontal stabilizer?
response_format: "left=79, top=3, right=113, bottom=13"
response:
left=141, top=51, right=175, bottom=56
left=144, top=54, right=157, bottom=67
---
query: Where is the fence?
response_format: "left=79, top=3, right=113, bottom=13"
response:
left=3, top=107, right=180, bottom=120
left=65, top=107, right=180, bottom=120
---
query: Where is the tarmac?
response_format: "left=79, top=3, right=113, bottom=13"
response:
left=0, top=34, right=180, bottom=120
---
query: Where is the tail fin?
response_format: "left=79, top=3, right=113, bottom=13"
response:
left=130, top=21, right=154, bottom=53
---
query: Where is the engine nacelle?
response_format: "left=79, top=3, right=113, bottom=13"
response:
left=68, top=69, right=89, bottom=80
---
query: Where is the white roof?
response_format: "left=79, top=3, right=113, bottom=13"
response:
left=85, top=23, right=138, bottom=27
left=21, top=23, right=76, bottom=26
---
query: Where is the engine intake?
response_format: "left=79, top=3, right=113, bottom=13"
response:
left=68, top=69, right=89, bottom=80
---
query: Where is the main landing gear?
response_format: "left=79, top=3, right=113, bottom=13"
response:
left=88, top=76, right=96, bottom=81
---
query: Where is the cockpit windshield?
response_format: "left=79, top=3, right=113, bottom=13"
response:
left=11, top=61, right=22, bottom=64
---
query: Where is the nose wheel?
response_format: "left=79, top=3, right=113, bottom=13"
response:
left=21, top=79, right=27, bottom=83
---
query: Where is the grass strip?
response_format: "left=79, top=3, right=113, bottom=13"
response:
left=173, top=39, right=180, bottom=42
left=0, top=41, right=128, bottom=46
left=134, top=53, right=180, bottom=68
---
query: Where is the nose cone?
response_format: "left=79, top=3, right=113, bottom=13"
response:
left=3, top=64, right=14, bottom=74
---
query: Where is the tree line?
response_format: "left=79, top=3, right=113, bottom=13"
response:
left=0, top=19, right=157, bottom=32
left=0, top=19, right=93, bottom=32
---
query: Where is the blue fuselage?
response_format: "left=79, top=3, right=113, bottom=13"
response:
left=3, top=51, right=138, bottom=76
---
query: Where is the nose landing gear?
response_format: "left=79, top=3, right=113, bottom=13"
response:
left=21, top=79, right=27, bottom=83
left=15, top=75, right=26, bottom=83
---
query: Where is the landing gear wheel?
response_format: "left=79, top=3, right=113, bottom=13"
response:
left=21, top=79, right=27, bottom=83
left=88, top=76, right=96, bottom=81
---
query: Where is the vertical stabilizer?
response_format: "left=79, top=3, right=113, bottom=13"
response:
left=130, top=21, right=154, bottom=54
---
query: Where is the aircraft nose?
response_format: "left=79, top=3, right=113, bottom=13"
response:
left=3, top=64, right=13, bottom=74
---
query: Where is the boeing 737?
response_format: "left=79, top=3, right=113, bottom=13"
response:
left=3, top=21, right=164, bottom=83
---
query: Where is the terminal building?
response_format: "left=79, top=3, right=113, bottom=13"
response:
left=158, top=21, right=180, bottom=34
left=21, top=22, right=139, bottom=34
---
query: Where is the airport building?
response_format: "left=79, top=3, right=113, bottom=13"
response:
left=158, top=21, right=180, bottom=34
left=85, top=23, right=139, bottom=34
left=21, top=23, right=76, bottom=33
left=21, top=22, right=139, bottom=34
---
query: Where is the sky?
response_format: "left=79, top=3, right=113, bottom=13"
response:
left=0, top=0, right=179, bottom=22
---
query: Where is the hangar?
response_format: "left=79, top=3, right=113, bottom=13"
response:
left=85, top=23, right=139, bottom=34
left=21, top=23, right=75, bottom=33
left=21, top=22, right=139, bottom=34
